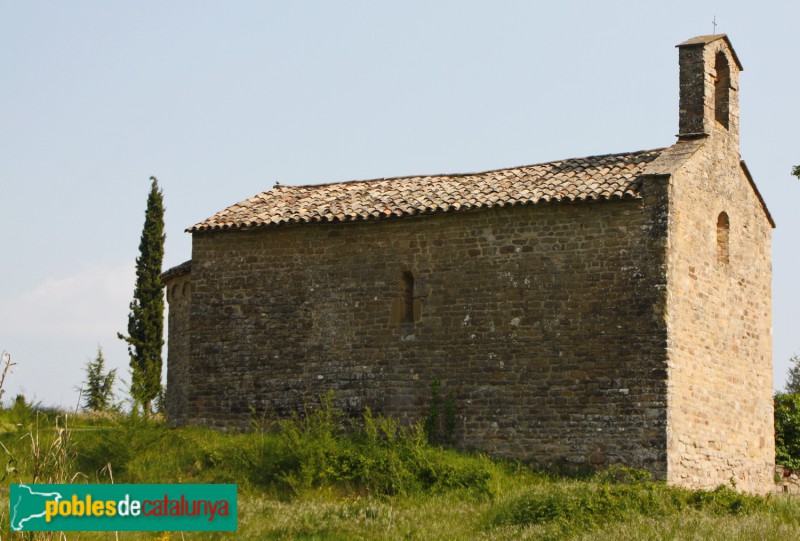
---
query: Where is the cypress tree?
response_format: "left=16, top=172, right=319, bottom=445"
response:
left=119, top=176, right=165, bottom=414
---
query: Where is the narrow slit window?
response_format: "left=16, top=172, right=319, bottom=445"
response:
left=402, top=271, right=415, bottom=323
left=714, top=52, right=730, bottom=129
left=717, top=212, right=730, bottom=264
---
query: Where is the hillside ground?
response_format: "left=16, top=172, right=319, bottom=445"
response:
left=0, top=401, right=798, bottom=540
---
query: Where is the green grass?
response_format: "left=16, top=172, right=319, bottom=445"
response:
left=0, top=402, right=798, bottom=540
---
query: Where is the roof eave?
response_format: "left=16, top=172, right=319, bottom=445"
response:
left=739, top=160, right=775, bottom=229
left=161, top=260, right=192, bottom=282
left=676, top=34, right=744, bottom=71
left=187, top=192, right=645, bottom=233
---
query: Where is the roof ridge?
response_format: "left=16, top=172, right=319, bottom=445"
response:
left=270, top=147, right=667, bottom=192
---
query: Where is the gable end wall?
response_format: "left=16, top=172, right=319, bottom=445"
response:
left=665, top=140, right=774, bottom=493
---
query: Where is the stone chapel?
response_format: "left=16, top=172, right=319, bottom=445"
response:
left=163, top=35, right=775, bottom=492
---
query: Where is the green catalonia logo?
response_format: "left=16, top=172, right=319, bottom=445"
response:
left=9, top=484, right=237, bottom=532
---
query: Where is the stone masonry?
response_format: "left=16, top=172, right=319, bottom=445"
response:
left=662, top=36, right=774, bottom=492
left=163, top=35, right=775, bottom=493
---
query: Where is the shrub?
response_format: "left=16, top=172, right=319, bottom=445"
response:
left=487, top=478, right=767, bottom=536
left=74, top=412, right=173, bottom=479
left=255, top=397, right=494, bottom=497
left=423, top=379, right=441, bottom=443
left=775, top=392, right=800, bottom=469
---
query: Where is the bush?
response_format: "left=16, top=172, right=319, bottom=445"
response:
left=242, top=396, right=494, bottom=497
left=487, top=478, right=767, bottom=536
left=774, top=392, right=800, bottom=469
left=74, top=412, right=175, bottom=480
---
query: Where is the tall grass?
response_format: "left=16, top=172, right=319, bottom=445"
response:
left=0, top=396, right=797, bottom=540
left=485, top=472, right=767, bottom=539
left=68, top=394, right=495, bottom=498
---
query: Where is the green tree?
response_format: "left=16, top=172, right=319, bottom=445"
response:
left=775, top=392, right=800, bottom=469
left=785, top=354, right=800, bottom=394
left=118, top=176, right=165, bottom=414
left=83, top=347, right=117, bottom=411
left=793, top=165, right=799, bottom=178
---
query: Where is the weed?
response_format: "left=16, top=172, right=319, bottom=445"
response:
left=0, top=350, right=14, bottom=403
left=595, top=464, right=651, bottom=485
left=443, top=390, right=457, bottom=444
left=424, top=379, right=458, bottom=445
left=423, top=378, right=441, bottom=443
left=27, top=413, right=83, bottom=484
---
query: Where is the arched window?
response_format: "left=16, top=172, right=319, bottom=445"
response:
left=714, top=52, right=730, bottom=129
left=717, top=212, right=730, bottom=264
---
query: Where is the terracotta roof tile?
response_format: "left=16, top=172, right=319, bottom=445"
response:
left=191, top=148, right=664, bottom=232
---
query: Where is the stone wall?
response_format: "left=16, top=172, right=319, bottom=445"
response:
left=164, top=263, right=192, bottom=422
left=775, top=465, right=800, bottom=495
left=176, top=194, right=672, bottom=475
left=665, top=39, right=774, bottom=493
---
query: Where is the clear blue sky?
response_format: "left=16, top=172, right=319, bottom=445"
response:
left=1, top=1, right=798, bottom=406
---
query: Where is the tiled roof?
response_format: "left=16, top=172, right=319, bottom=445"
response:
left=191, top=148, right=665, bottom=232
left=161, top=259, right=191, bottom=282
